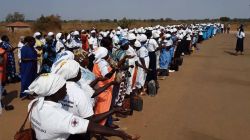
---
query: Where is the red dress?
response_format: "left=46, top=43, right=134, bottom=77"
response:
left=81, top=34, right=89, bottom=51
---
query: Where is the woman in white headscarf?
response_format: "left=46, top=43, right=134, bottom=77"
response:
left=26, top=73, right=139, bottom=140
left=92, top=47, right=117, bottom=126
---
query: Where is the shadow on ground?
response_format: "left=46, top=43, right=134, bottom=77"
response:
left=1, top=90, right=18, bottom=105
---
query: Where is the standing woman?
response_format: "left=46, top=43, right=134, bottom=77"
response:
left=92, top=47, right=116, bottom=126
left=235, top=25, right=245, bottom=55
left=20, top=36, right=38, bottom=98
left=0, top=35, right=17, bottom=83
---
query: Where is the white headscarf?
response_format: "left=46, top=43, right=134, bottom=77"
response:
left=56, top=33, right=62, bottom=41
left=134, top=40, right=141, bottom=48
left=52, top=50, right=75, bottom=71
left=25, top=73, right=66, bottom=110
left=51, top=59, right=80, bottom=80
left=93, top=47, right=108, bottom=63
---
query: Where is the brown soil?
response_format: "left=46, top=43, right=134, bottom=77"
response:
left=0, top=33, right=250, bottom=140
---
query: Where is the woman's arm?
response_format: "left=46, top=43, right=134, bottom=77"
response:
left=91, top=81, right=116, bottom=98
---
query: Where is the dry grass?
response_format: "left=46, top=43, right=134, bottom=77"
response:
left=1, top=21, right=250, bottom=47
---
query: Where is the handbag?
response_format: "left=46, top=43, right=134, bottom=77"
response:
left=14, top=101, right=37, bottom=140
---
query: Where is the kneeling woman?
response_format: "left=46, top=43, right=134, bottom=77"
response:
left=26, top=73, right=139, bottom=140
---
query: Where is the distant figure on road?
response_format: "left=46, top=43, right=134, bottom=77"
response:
left=227, top=24, right=231, bottom=34
left=235, top=25, right=245, bottom=55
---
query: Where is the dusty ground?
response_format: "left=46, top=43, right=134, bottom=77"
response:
left=0, top=33, right=250, bottom=140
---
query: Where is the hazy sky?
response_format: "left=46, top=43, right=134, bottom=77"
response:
left=0, top=0, right=250, bottom=21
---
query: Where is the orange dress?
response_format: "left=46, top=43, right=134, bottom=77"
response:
left=92, top=60, right=114, bottom=125
left=0, top=48, right=7, bottom=84
left=81, top=34, right=89, bottom=52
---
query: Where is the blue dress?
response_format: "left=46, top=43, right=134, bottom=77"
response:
left=159, top=48, right=171, bottom=70
left=1, top=41, right=16, bottom=80
left=20, top=45, right=37, bottom=97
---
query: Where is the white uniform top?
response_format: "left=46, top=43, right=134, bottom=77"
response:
left=237, top=31, right=245, bottom=39
left=88, top=37, right=98, bottom=50
left=60, top=82, right=94, bottom=118
left=77, top=80, right=96, bottom=107
left=126, top=46, right=138, bottom=65
left=146, top=38, right=159, bottom=52
left=56, top=40, right=65, bottom=53
left=221, top=24, right=224, bottom=29
left=17, top=41, right=24, bottom=61
left=136, top=46, right=149, bottom=68
left=97, top=59, right=110, bottom=77
left=186, top=34, right=192, bottom=41
left=29, top=100, right=89, bottom=140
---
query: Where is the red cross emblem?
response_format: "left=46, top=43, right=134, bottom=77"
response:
left=71, top=118, right=79, bottom=127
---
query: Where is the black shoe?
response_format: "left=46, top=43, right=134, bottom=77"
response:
left=5, top=105, right=14, bottom=111
left=2, top=90, right=7, bottom=96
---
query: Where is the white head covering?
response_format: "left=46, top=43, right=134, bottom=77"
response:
left=48, top=32, right=54, bottom=37
left=152, top=32, right=160, bottom=39
left=51, top=59, right=80, bottom=80
left=56, top=33, right=62, bottom=41
left=90, top=30, right=96, bottom=34
left=139, top=34, right=147, bottom=43
left=93, top=47, right=108, bottom=63
left=128, top=33, right=136, bottom=41
left=51, top=51, right=75, bottom=70
left=33, top=32, right=41, bottom=38
left=134, top=40, right=141, bottom=48
left=25, top=73, right=66, bottom=110
left=164, top=34, right=171, bottom=38
left=73, top=31, right=79, bottom=36
left=116, top=31, right=121, bottom=35
left=164, top=40, right=172, bottom=46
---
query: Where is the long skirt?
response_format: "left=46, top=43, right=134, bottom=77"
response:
left=235, top=38, right=244, bottom=52
left=146, top=52, right=157, bottom=82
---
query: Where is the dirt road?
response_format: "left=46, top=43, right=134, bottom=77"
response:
left=1, top=33, right=250, bottom=140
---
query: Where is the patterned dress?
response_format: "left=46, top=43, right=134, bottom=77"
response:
left=1, top=41, right=16, bottom=81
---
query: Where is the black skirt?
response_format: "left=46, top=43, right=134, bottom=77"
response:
left=146, top=51, right=157, bottom=81
left=235, top=38, right=244, bottom=52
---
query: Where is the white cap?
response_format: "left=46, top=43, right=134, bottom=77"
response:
left=164, top=40, right=172, bottom=46
left=90, top=30, right=96, bottom=34
left=128, top=33, right=136, bottom=41
left=81, top=29, right=85, bottom=33
left=152, top=32, right=160, bottom=39
left=33, top=32, right=41, bottom=38
left=66, top=34, right=71, bottom=40
left=56, top=33, right=63, bottom=41
left=116, top=31, right=121, bottom=35
left=164, top=34, right=171, bottom=38
left=134, top=40, right=141, bottom=48
left=73, top=31, right=79, bottom=36
left=139, top=34, right=147, bottom=42
left=48, top=32, right=54, bottom=36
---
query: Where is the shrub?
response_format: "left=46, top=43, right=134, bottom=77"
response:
left=33, top=15, right=62, bottom=32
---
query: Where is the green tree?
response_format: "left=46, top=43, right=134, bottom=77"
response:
left=117, top=17, right=132, bottom=28
left=5, top=12, right=25, bottom=22
left=219, top=17, right=230, bottom=22
left=33, top=15, right=62, bottom=32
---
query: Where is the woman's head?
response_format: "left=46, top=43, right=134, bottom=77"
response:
left=1, top=35, right=9, bottom=42
left=120, top=39, right=130, bottom=50
left=74, top=50, right=89, bottom=67
left=26, top=73, right=67, bottom=102
left=93, top=47, right=109, bottom=63
left=100, top=37, right=113, bottom=51
left=24, top=36, right=36, bottom=47
left=51, top=59, right=81, bottom=82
